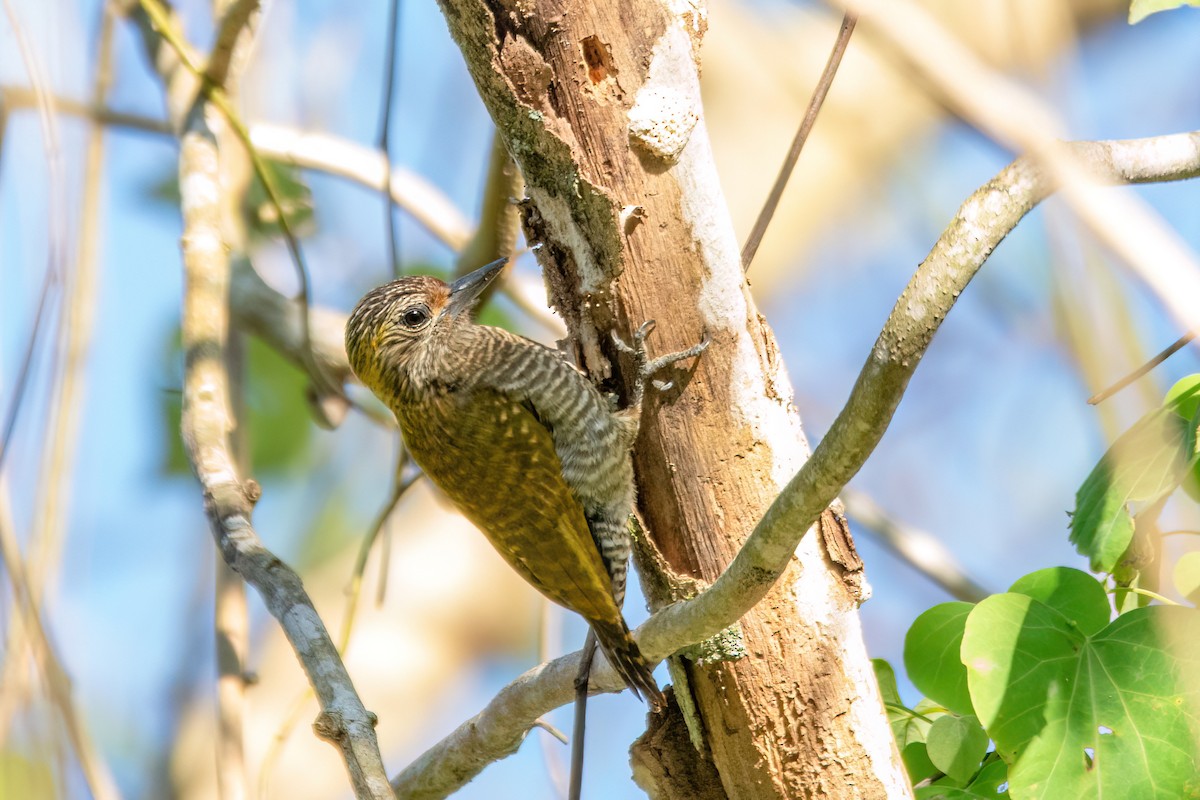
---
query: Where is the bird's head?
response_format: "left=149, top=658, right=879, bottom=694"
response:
left=345, top=257, right=507, bottom=397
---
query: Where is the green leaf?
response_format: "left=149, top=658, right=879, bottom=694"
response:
left=915, top=758, right=1010, bottom=799
left=966, top=758, right=1010, bottom=797
left=914, top=787, right=962, bottom=799
left=963, top=595, right=1200, bottom=798
left=926, top=715, right=990, bottom=783
left=1070, top=409, right=1190, bottom=572
left=1165, top=375, right=1200, bottom=421
left=1112, top=570, right=1154, bottom=615
left=1166, top=376, right=1200, bottom=501
left=1008, top=567, right=1111, bottom=636
left=875, top=658, right=932, bottom=749
left=906, top=602, right=976, bottom=716
left=874, top=658, right=902, bottom=706
left=1129, top=0, right=1200, bottom=23
left=243, top=336, right=316, bottom=471
left=913, top=784, right=982, bottom=799
left=903, top=741, right=939, bottom=784
left=1173, top=551, right=1200, bottom=602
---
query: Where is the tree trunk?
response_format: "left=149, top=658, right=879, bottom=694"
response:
left=437, top=0, right=909, bottom=795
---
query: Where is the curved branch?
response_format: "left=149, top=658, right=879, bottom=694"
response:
left=229, top=261, right=353, bottom=384
left=646, top=131, right=1200, bottom=658
left=840, top=489, right=989, bottom=603
left=454, top=130, right=523, bottom=278
left=834, top=0, right=1200, bottom=339
left=178, top=100, right=392, bottom=800
left=205, top=0, right=261, bottom=88
left=0, top=86, right=475, bottom=254
left=393, top=130, right=1200, bottom=799
left=247, top=123, right=473, bottom=251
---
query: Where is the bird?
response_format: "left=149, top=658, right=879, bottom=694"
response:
left=344, top=257, right=707, bottom=708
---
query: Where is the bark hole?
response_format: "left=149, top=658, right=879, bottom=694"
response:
left=580, top=35, right=614, bottom=84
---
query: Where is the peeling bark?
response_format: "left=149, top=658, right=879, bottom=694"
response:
left=630, top=688, right=727, bottom=800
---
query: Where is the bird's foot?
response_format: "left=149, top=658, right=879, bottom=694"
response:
left=612, top=321, right=709, bottom=408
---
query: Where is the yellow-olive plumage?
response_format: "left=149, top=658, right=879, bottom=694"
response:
left=345, top=258, right=704, bottom=707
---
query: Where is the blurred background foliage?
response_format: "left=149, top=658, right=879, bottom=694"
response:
left=160, top=333, right=314, bottom=477
left=1, top=0, right=1199, bottom=797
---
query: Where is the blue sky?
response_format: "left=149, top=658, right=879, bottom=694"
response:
left=2, top=1, right=1199, bottom=798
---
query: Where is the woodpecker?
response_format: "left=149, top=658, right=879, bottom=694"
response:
left=345, top=257, right=706, bottom=707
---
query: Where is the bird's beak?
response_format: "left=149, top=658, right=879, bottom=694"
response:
left=447, top=257, right=508, bottom=318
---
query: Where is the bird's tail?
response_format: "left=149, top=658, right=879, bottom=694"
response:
left=592, top=619, right=666, bottom=710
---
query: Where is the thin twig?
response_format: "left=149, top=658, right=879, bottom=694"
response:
left=206, top=0, right=261, bottom=88
left=0, top=88, right=474, bottom=251
left=135, top=0, right=342, bottom=403
left=228, top=261, right=393, bottom=427
left=532, top=719, right=569, bottom=745
left=208, top=6, right=262, bottom=796
left=536, top=599, right=569, bottom=799
left=176, top=80, right=391, bottom=800
left=741, top=13, right=856, bottom=271
left=244, top=124, right=473, bottom=251
left=341, top=452, right=421, bottom=645
left=116, top=0, right=198, bottom=118
left=24, top=0, right=116, bottom=658
left=258, top=451, right=421, bottom=788
left=0, top=261, right=54, bottom=473
left=0, top=0, right=83, bottom=781
left=638, top=134, right=1200, bottom=666
left=0, top=85, right=171, bottom=133
left=378, top=0, right=403, bottom=276
left=0, top=49, right=24, bottom=761
left=568, top=630, right=597, bottom=800
left=391, top=131, right=1200, bottom=800
left=455, top=130, right=523, bottom=279
left=1113, top=586, right=1181, bottom=606
left=0, top=483, right=121, bottom=800
left=1, top=5, right=117, bottom=786
left=832, top=0, right=1200, bottom=345
left=883, top=702, right=937, bottom=724
left=373, top=448, right=420, bottom=606
left=0, top=84, right=572, bottom=350
left=1087, top=333, right=1194, bottom=405
left=256, top=688, right=318, bottom=799
left=1045, top=216, right=1133, bottom=441
left=0, top=0, right=67, bottom=473
left=839, top=489, right=988, bottom=603
left=7, top=81, right=534, bottom=391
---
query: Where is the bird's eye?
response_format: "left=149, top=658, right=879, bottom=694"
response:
left=401, top=306, right=430, bottom=328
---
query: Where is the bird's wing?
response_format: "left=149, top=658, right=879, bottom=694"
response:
left=397, top=389, right=622, bottom=623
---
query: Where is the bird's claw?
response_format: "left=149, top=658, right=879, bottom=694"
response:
left=639, top=334, right=710, bottom=385
left=611, top=320, right=656, bottom=358
left=612, top=322, right=709, bottom=407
